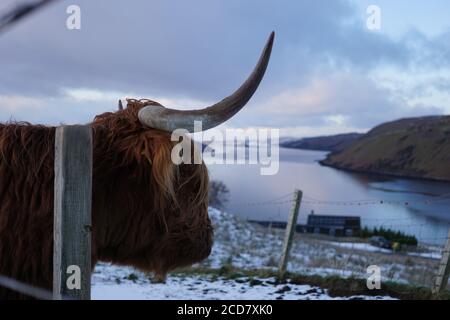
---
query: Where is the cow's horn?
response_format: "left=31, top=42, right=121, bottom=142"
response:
left=138, top=32, right=275, bottom=132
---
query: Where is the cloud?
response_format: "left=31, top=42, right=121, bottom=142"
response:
left=325, top=115, right=349, bottom=126
left=0, top=0, right=412, bottom=98
left=257, top=74, right=395, bottom=120
left=0, top=0, right=449, bottom=136
left=0, top=87, right=212, bottom=125
left=0, top=95, right=44, bottom=111
left=251, top=73, right=445, bottom=129
left=63, top=88, right=125, bottom=103
left=259, top=79, right=334, bottom=116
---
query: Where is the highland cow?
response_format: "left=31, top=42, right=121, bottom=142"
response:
left=0, top=32, right=274, bottom=299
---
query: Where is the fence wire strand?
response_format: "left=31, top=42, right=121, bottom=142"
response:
left=234, top=192, right=450, bottom=207
left=0, top=0, right=58, bottom=33
left=0, top=274, right=54, bottom=300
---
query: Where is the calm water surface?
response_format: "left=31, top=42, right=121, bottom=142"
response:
left=207, top=147, right=450, bottom=245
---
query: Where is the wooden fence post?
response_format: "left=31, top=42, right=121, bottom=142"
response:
left=53, top=125, right=92, bottom=300
left=278, top=190, right=303, bottom=279
left=432, top=228, right=450, bottom=295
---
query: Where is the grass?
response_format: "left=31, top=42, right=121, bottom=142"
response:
left=193, top=209, right=448, bottom=299
left=246, top=226, right=441, bottom=288
left=172, top=266, right=450, bottom=300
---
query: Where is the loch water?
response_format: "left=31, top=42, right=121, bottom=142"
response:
left=207, top=147, right=450, bottom=245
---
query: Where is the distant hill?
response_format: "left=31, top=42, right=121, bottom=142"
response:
left=281, top=133, right=364, bottom=152
left=321, top=116, right=450, bottom=181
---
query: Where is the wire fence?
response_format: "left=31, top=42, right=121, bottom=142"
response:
left=230, top=191, right=450, bottom=291
left=1, top=190, right=448, bottom=299
left=236, top=191, right=450, bottom=243
left=0, top=0, right=58, bottom=34
left=246, top=220, right=449, bottom=290
left=235, top=191, right=450, bottom=207
left=0, top=274, right=54, bottom=300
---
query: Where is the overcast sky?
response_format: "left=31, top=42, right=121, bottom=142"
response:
left=1, top=0, right=450, bottom=137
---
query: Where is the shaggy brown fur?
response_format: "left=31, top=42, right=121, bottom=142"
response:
left=0, top=100, right=213, bottom=299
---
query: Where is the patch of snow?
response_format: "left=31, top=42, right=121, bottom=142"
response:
left=92, top=265, right=395, bottom=300
left=328, top=242, right=392, bottom=254
left=407, top=251, right=442, bottom=260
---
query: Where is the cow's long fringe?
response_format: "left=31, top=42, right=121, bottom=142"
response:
left=0, top=100, right=212, bottom=299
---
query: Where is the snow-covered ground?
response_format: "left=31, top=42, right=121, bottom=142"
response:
left=91, top=207, right=445, bottom=300
left=92, top=265, right=394, bottom=300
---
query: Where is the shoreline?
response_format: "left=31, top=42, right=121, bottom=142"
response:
left=312, top=154, right=450, bottom=184
left=278, top=145, right=450, bottom=184
left=319, top=159, right=450, bottom=184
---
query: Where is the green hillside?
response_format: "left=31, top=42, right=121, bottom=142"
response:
left=321, top=116, right=450, bottom=181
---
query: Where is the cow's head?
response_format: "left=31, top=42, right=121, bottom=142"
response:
left=89, top=33, right=274, bottom=279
